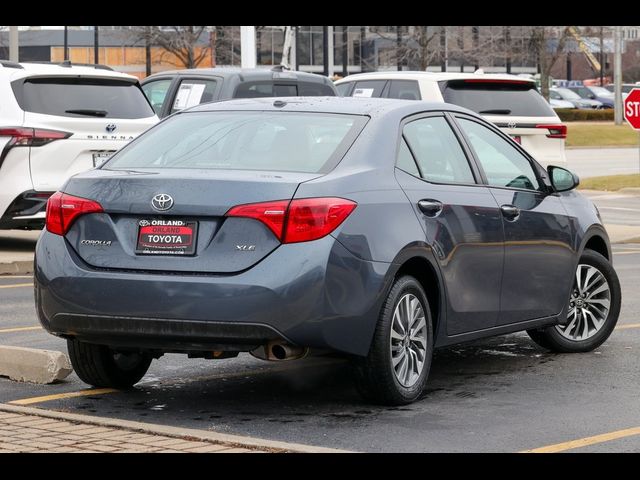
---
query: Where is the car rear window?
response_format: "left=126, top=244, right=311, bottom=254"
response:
left=105, top=111, right=367, bottom=174
left=13, top=77, right=155, bottom=119
left=233, top=81, right=335, bottom=98
left=441, top=80, right=555, bottom=117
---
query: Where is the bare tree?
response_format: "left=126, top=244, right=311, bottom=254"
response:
left=528, top=26, right=572, bottom=99
left=127, top=26, right=213, bottom=69
left=372, top=26, right=440, bottom=71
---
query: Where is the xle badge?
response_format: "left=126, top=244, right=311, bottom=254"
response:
left=236, top=245, right=256, bottom=251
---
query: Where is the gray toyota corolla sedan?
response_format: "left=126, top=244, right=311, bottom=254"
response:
left=35, top=97, right=621, bottom=405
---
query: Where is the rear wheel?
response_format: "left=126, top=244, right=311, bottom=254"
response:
left=527, top=250, right=621, bottom=353
left=67, top=339, right=152, bottom=388
left=352, top=275, right=433, bottom=405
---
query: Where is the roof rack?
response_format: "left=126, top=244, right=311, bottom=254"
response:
left=22, top=60, right=113, bottom=71
left=0, top=60, right=24, bottom=69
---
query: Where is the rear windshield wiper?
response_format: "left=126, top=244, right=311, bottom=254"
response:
left=478, top=109, right=512, bottom=115
left=65, top=109, right=108, bottom=117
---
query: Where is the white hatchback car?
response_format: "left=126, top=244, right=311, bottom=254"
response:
left=0, top=61, right=158, bottom=229
left=335, top=71, right=567, bottom=166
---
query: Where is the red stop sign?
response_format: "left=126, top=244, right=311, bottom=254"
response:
left=624, top=88, right=640, bottom=130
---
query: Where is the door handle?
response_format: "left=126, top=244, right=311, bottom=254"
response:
left=500, top=204, right=520, bottom=221
left=418, top=199, right=443, bottom=217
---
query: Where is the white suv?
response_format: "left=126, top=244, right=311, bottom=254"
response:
left=0, top=61, right=158, bottom=229
left=335, top=71, right=567, bottom=166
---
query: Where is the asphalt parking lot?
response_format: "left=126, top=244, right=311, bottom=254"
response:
left=1, top=244, right=639, bottom=453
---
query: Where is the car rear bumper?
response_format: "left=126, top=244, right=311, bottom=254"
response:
left=35, top=230, right=391, bottom=356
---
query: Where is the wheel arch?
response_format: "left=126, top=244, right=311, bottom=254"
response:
left=580, top=225, right=611, bottom=261
left=386, top=243, right=447, bottom=343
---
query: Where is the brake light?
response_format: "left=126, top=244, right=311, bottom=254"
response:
left=463, top=79, right=532, bottom=85
left=0, top=127, right=72, bottom=146
left=45, top=192, right=104, bottom=236
left=226, top=197, right=357, bottom=244
left=225, top=200, right=289, bottom=239
left=536, top=124, right=567, bottom=139
left=0, top=127, right=72, bottom=166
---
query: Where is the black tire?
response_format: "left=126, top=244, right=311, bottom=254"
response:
left=352, top=275, right=434, bottom=405
left=527, top=249, right=621, bottom=353
left=67, top=339, right=152, bottom=388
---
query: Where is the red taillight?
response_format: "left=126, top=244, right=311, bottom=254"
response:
left=284, top=198, right=357, bottom=243
left=0, top=127, right=72, bottom=146
left=226, top=197, right=357, bottom=244
left=45, top=192, right=104, bottom=236
left=0, top=127, right=72, bottom=165
left=226, top=200, right=289, bottom=239
left=536, top=124, right=567, bottom=139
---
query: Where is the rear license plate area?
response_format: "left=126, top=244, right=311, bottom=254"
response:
left=92, top=151, right=116, bottom=167
left=135, top=219, right=198, bottom=256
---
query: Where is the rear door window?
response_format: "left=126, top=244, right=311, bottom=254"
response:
left=403, top=116, right=476, bottom=184
left=441, top=80, right=555, bottom=117
left=387, top=80, right=421, bottom=100
left=351, top=80, right=387, bottom=98
left=14, top=77, right=155, bottom=119
left=335, top=82, right=353, bottom=96
left=141, top=78, right=172, bottom=115
left=170, top=78, right=219, bottom=114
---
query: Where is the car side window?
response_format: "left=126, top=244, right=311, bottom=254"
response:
left=141, top=79, right=172, bottom=115
left=396, top=138, right=420, bottom=177
left=352, top=80, right=387, bottom=98
left=387, top=80, right=421, bottom=100
left=335, top=82, right=353, bottom=97
left=457, top=117, right=541, bottom=191
left=171, top=79, right=218, bottom=114
left=403, top=116, right=476, bottom=184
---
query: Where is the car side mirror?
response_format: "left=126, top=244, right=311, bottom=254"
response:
left=588, top=93, right=596, bottom=99
left=547, top=165, right=579, bottom=192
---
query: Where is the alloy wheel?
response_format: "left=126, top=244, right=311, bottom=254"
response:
left=556, top=263, right=611, bottom=341
left=390, top=293, right=428, bottom=387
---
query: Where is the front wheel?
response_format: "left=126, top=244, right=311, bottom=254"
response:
left=67, top=339, right=152, bottom=388
left=352, top=275, right=433, bottom=405
left=527, top=249, right=621, bottom=353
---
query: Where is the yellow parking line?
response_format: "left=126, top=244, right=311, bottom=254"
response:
left=614, top=251, right=640, bottom=255
left=0, top=275, right=33, bottom=279
left=0, top=326, right=42, bottom=333
left=0, top=283, right=32, bottom=289
left=522, top=426, right=640, bottom=453
left=8, top=388, right=118, bottom=406
left=616, top=323, right=640, bottom=330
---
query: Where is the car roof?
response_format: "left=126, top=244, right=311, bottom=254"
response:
left=335, top=71, right=536, bottom=84
left=0, top=61, right=139, bottom=82
left=145, top=67, right=330, bottom=84
left=187, top=95, right=475, bottom=117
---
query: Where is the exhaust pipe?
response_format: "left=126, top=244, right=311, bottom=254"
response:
left=250, top=341, right=308, bottom=361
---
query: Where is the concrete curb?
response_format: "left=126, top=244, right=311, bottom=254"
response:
left=0, top=261, right=33, bottom=275
left=0, top=346, right=72, bottom=384
left=565, top=145, right=638, bottom=150
left=0, top=403, right=352, bottom=453
left=619, top=187, right=640, bottom=195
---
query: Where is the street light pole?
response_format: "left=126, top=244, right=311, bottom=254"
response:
left=614, top=26, right=623, bottom=125
left=63, top=26, right=69, bottom=61
left=9, top=26, right=18, bottom=62
left=94, top=26, right=99, bottom=64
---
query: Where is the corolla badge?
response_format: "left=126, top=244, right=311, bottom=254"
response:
left=105, top=123, right=117, bottom=133
left=151, top=194, right=174, bottom=211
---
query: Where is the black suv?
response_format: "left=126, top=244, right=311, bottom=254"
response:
left=141, top=67, right=337, bottom=118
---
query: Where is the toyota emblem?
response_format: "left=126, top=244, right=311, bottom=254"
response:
left=507, top=121, right=517, bottom=130
left=106, top=124, right=117, bottom=133
left=151, top=194, right=174, bottom=211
